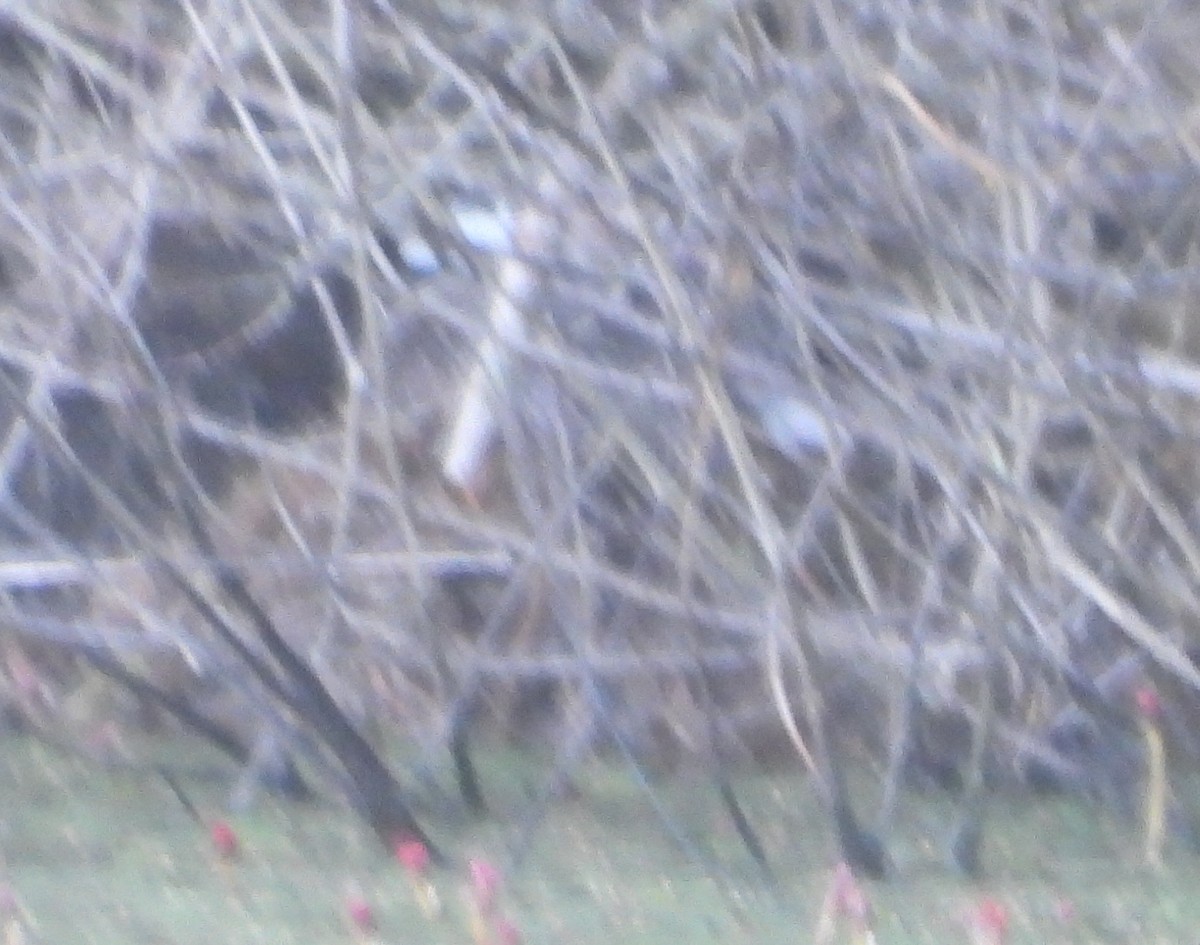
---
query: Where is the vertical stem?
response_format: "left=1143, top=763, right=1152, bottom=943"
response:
left=1141, top=716, right=1166, bottom=867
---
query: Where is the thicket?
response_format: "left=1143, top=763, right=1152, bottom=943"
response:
left=3, top=0, right=1200, bottom=871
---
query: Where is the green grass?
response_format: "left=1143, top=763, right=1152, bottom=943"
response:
left=3, top=733, right=1199, bottom=944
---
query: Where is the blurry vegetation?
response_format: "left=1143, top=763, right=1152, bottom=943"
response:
left=3, top=0, right=1200, bottom=938
left=7, top=737, right=1200, bottom=944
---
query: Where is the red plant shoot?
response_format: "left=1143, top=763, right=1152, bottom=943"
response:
left=469, top=857, right=502, bottom=914
left=394, top=836, right=439, bottom=918
left=831, top=862, right=868, bottom=924
left=210, top=820, right=238, bottom=860
left=1136, top=684, right=1168, bottom=866
left=1135, top=685, right=1162, bottom=721
left=345, top=894, right=376, bottom=934
left=394, top=837, right=431, bottom=874
left=971, top=897, right=1009, bottom=944
left=493, top=915, right=521, bottom=945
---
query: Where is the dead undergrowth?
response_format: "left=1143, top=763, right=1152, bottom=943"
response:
left=2, top=0, right=1200, bottom=855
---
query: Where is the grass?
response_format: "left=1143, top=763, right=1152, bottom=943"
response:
left=4, top=733, right=1200, bottom=944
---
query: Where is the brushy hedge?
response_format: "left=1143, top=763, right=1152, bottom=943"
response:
left=2, top=0, right=1200, bottom=856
